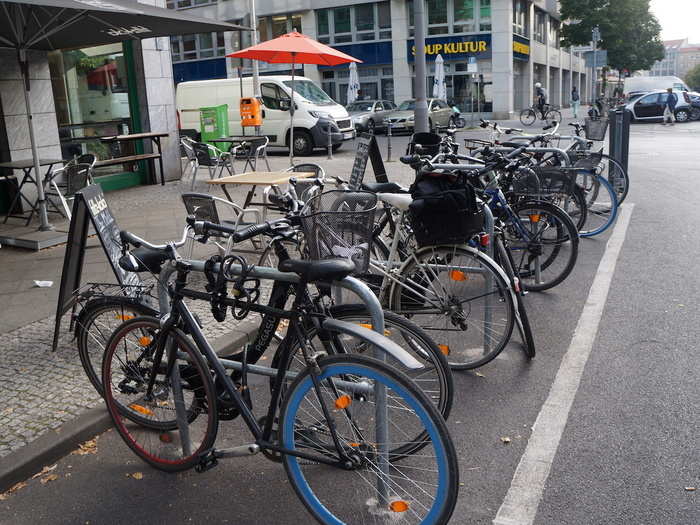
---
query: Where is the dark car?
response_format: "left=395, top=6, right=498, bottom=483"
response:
left=624, top=89, right=692, bottom=122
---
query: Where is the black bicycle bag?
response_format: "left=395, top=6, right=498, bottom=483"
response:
left=408, top=171, right=484, bottom=248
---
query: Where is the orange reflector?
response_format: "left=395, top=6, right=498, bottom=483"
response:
left=138, top=336, right=152, bottom=347
left=438, top=344, right=450, bottom=356
left=529, top=214, right=541, bottom=223
left=115, top=314, right=134, bottom=321
left=128, top=404, right=154, bottom=417
left=358, top=323, right=391, bottom=336
left=389, top=500, right=409, bottom=513
left=449, top=270, right=468, bottom=282
left=349, top=442, right=360, bottom=447
left=335, top=395, right=352, bottom=410
left=159, top=432, right=173, bottom=443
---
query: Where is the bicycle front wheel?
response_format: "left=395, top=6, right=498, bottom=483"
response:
left=102, top=317, right=219, bottom=472
left=390, top=245, right=515, bottom=370
left=598, top=153, right=629, bottom=204
left=280, top=354, right=459, bottom=525
left=577, top=173, right=618, bottom=237
left=520, top=108, right=536, bottom=126
left=545, top=109, right=562, bottom=123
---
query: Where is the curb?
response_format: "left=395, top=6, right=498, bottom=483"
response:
left=0, top=325, right=258, bottom=493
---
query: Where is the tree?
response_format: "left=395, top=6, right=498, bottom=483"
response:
left=686, top=64, right=700, bottom=91
left=560, top=0, right=664, bottom=74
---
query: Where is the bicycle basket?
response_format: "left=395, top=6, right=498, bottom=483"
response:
left=300, top=190, right=377, bottom=274
left=584, top=118, right=608, bottom=141
left=572, top=150, right=603, bottom=170
left=511, top=168, right=577, bottom=197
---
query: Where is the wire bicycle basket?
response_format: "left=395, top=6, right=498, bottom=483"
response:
left=584, top=117, right=608, bottom=141
left=511, top=167, right=577, bottom=198
left=300, top=190, right=377, bottom=274
left=571, top=149, right=603, bottom=171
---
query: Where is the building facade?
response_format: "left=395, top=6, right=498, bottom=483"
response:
left=650, top=39, right=700, bottom=82
left=168, top=0, right=589, bottom=118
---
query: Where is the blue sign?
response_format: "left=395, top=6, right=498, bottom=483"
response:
left=318, top=41, right=393, bottom=68
left=513, top=35, right=530, bottom=61
left=407, top=34, right=492, bottom=62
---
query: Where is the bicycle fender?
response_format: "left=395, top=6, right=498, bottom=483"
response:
left=320, top=318, right=423, bottom=370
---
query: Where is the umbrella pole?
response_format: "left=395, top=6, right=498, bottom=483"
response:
left=19, top=50, right=53, bottom=232
left=289, top=54, right=295, bottom=166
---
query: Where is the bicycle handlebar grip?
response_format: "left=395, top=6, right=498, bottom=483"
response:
left=231, top=222, right=273, bottom=243
left=400, top=155, right=420, bottom=165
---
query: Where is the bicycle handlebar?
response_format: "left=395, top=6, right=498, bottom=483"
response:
left=119, top=227, right=189, bottom=251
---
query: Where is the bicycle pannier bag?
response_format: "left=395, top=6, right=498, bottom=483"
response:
left=408, top=172, right=484, bottom=248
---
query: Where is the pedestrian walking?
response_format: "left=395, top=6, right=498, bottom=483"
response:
left=663, top=87, right=677, bottom=125
left=535, top=82, right=547, bottom=119
left=571, top=86, right=580, bottom=118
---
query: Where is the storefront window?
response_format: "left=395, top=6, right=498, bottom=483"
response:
left=320, top=66, right=395, bottom=104
left=272, top=16, right=288, bottom=38
left=48, top=43, right=133, bottom=170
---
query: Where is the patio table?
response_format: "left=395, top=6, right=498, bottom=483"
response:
left=207, top=170, right=314, bottom=209
left=1, top=158, right=64, bottom=225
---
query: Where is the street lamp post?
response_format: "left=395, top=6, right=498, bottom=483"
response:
left=413, top=0, right=428, bottom=133
left=592, top=25, right=601, bottom=103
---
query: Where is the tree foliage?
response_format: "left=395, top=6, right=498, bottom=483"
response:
left=685, top=64, right=700, bottom=91
left=559, top=0, right=664, bottom=74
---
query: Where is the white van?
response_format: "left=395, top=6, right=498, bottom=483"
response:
left=623, top=76, right=689, bottom=96
left=176, top=76, right=354, bottom=155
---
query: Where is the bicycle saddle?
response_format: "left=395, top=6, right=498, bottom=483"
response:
left=377, top=193, right=412, bottom=211
left=278, top=258, right=355, bottom=282
left=119, top=246, right=170, bottom=274
left=362, top=181, right=408, bottom=194
left=499, top=141, right=527, bottom=148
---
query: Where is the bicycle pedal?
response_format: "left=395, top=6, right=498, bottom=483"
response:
left=195, top=450, right=218, bottom=473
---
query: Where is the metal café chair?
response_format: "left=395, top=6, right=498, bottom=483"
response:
left=283, top=162, right=326, bottom=202
left=231, top=136, right=271, bottom=173
left=191, top=141, right=232, bottom=191
left=181, top=192, right=262, bottom=256
left=44, top=163, right=91, bottom=221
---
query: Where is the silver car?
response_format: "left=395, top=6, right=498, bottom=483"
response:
left=385, top=98, right=453, bottom=133
left=347, top=100, right=396, bottom=133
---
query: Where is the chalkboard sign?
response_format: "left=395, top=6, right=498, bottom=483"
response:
left=52, top=184, right=141, bottom=351
left=348, top=133, right=388, bottom=190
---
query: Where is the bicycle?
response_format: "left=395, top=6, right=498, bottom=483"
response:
left=520, top=103, right=562, bottom=126
left=103, top=219, right=459, bottom=524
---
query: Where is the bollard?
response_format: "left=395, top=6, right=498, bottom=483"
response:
left=385, top=119, right=393, bottom=162
left=608, top=108, right=631, bottom=174
left=327, top=121, right=333, bottom=160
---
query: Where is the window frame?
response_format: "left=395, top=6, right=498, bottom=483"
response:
left=166, top=0, right=217, bottom=10
left=170, top=31, right=226, bottom=64
left=316, top=2, right=392, bottom=44
left=534, top=8, right=546, bottom=44
left=408, top=0, right=491, bottom=37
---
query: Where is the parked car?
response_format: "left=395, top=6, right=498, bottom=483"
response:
left=347, top=99, right=396, bottom=133
left=385, top=98, right=453, bottom=133
left=176, top=76, right=354, bottom=156
left=624, top=89, right=692, bottom=122
left=687, top=92, right=700, bottom=120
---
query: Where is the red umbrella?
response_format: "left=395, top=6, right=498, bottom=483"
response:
left=228, top=32, right=361, bottom=163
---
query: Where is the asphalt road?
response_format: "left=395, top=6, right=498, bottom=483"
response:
left=2, top=119, right=699, bottom=524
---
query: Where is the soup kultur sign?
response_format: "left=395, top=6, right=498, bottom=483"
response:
left=407, top=34, right=492, bottom=62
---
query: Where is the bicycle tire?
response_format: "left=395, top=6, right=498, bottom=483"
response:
left=102, top=316, right=219, bottom=472
left=279, top=354, right=459, bottom=525
left=598, top=153, right=629, bottom=204
left=75, top=296, right=157, bottom=395
left=389, top=245, right=516, bottom=370
left=273, top=304, right=454, bottom=424
left=578, top=174, right=619, bottom=237
left=493, top=236, right=536, bottom=359
left=508, top=200, right=580, bottom=292
left=520, top=109, right=536, bottom=126
left=546, top=109, right=562, bottom=123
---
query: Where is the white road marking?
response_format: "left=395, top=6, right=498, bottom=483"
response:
left=493, top=203, right=635, bottom=525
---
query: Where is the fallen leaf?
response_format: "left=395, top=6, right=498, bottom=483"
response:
left=31, top=464, right=57, bottom=479
left=72, top=438, right=98, bottom=455
left=40, top=474, right=58, bottom=484
left=685, top=487, right=696, bottom=492
left=128, top=472, right=144, bottom=480
left=475, top=372, right=485, bottom=378
left=500, top=436, right=511, bottom=444
left=0, top=481, right=28, bottom=499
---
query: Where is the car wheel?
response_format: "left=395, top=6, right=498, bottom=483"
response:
left=366, top=120, right=376, bottom=133
left=675, top=109, right=690, bottom=122
left=331, top=143, right=342, bottom=152
left=289, top=130, right=314, bottom=156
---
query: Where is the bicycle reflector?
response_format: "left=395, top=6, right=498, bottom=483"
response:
left=115, top=314, right=134, bottom=321
left=449, top=270, right=468, bottom=281
left=138, top=336, right=152, bottom=347
left=335, top=395, right=352, bottom=410
left=390, top=500, right=409, bottom=513
left=529, top=213, right=541, bottom=223
left=358, top=323, right=391, bottom=336
left=479, top=233, right=490, bottom=247
left=129, top=403, right=154, bottom=417
left=438, top=344, right=451, bottom=356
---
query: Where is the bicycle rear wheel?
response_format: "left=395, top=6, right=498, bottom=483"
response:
left=546, top=109, right=562, bottom=123
left=520, top=109, right=536, bottom=126
left=102, top=317, right=218, bottom=472
left=389, top=245, right=515, bottom=370
left=507, top=201, right=579, bottom=292
left=577, top=173, right=618, bottom=237
left=598, top=153, right=629, bottom=204
left=76, top=297, right=157, bottom=395
left=280, top=354, right=459, bottom=525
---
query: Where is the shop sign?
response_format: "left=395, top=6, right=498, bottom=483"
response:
left=513, top=35, right=530, bottom=61
left=407, top=34, right=492, bottom=61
